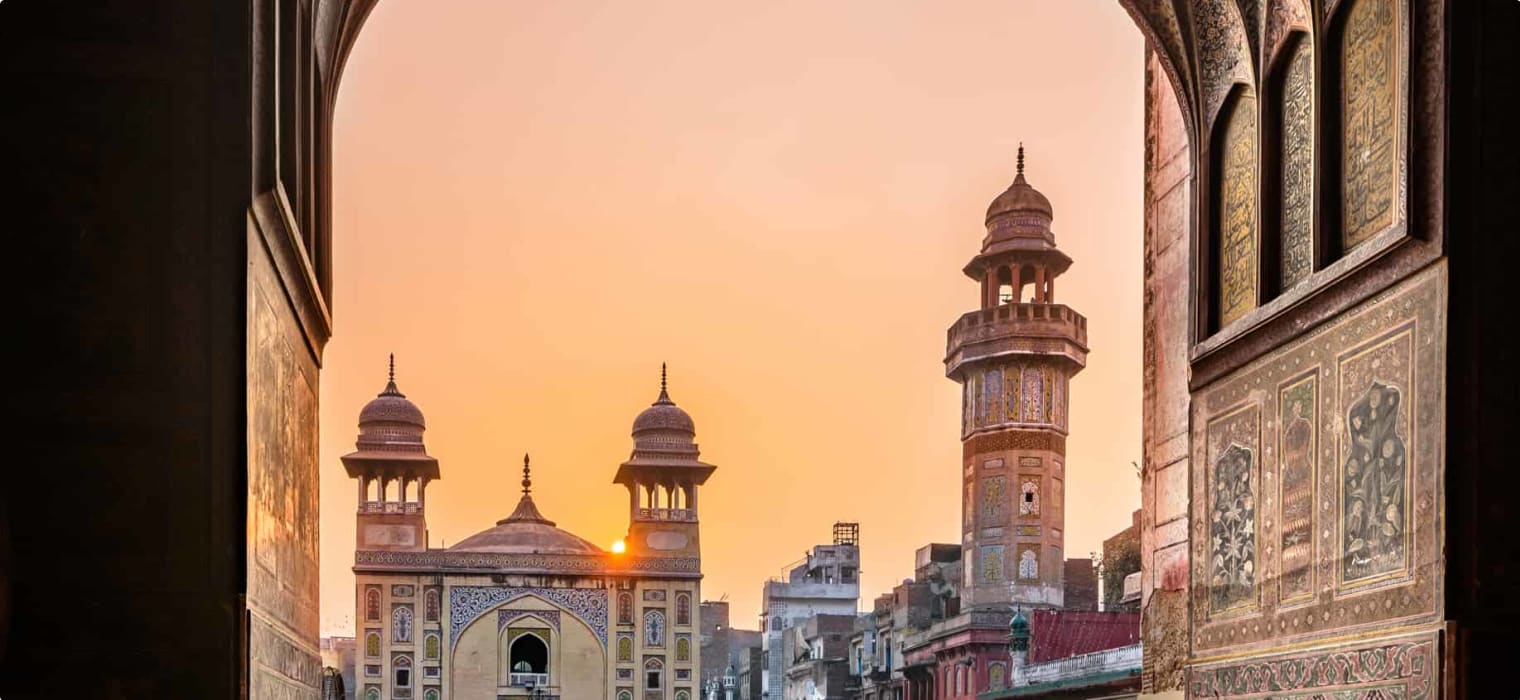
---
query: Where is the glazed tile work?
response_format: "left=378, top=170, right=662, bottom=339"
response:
left=1190, top=263, right=1444, bottom=656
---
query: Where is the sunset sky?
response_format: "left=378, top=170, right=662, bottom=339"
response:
left=321, top=1, right=1144, bottom=636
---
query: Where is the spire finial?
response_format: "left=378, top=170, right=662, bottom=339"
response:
left=1017, top=143, right=1025, bottom=177
left=521, top=453, right=532, bottom=496
left=656, top=362, right=672, bottom=403
left=380, top=353, right=403, bottom=396
left=388, top=353, right=395, bottom=383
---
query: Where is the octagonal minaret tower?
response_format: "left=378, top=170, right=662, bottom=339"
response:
left=946, top=146, right=1088, bottom=610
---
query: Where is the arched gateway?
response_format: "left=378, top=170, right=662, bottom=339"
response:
left=0, top=1, right=1515, bottom=698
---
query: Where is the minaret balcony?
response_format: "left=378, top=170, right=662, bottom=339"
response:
left=636, top=507, right=697, bottom=522
left=945, top=303, right=1089, bottom=378
left=361, top=500, right=423, bottom=515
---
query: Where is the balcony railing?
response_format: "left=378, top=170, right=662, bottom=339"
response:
left=507, top=672, right=550, bottom=687
left=1022, top=643, right=1142, bottom=686
left=636, top=507, right=695, bottom=522
left=361, top=501, right=422, bottom=514
left=946, top=302, right=1088, bottom=355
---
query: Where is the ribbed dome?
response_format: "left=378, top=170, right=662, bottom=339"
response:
left=355, top=355, right=427, bottom=453
left=985, top=172, right=1054, bottom=224
left=632, top=364, right=695, bottom=440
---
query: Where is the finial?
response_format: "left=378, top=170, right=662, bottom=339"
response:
left=388, top=353, right=395, bottom=382
left=1017, top=143, right=1025, bottom=177
left=521, top=453, right=532, bottom=496
left=656, top=362, right=672, bottom=403
left=380, top=353, right=403, bottom=396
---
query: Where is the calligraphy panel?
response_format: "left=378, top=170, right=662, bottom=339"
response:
left=1218, top=94, right=1259, bottom=327
left=1278, top=374, right=1317, bottom=604
left=1280, top=40, right=1315, bottom=289
left=1341, top=0, right=1400, bottom=249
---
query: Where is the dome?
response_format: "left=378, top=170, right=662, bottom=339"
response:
left=448, top=519, right=604, bottom=556
left=355, top=355, right=427, bottom=453
left=449, top=455, right=604, bottom=556
left=1009, top=607, right=1031, bottom=652
left=985, top=173, right=1054, bottom=224
left=632, top=364, right=695, bottom=439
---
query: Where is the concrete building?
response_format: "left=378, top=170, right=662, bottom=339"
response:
left=781, top=614, right=856, bottom=700
left=1098, top=512, right=1139, bottom=612
left=760, top=525, right=861, bottom=699
left=346, top=364, right=716, bottom=700
left=1059, top=561, right=1097, bottom=613
left=702, top=600, right=762, bottom=696
left=737, top=645, right=765, bottom=700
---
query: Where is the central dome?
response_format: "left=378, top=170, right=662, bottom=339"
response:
left=449, top=455, right=603, bottom=556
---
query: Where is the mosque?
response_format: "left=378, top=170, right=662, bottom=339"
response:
left=346, top=361, right=714, bottom=700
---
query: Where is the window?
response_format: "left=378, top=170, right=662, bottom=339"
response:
left=392, top=606, right=414, bottom=643
left=365, top=688, right=380, bottom=700
left=509, top=633, right=549, bottom=676
left=424, top=690, right=440, bottom=700
left=393, top=656, right=412, bottom=688
left=676, top=636, right=691, bottom=661
left=424, top=588, right=440, bottom=622
left=364, top=587, right=381, bottom=621
left=676, top=691, right=690, bottom=700
left=619, top=593, right=634, bottom=625
left=1019, top=549, right=1039, bottom=579
left=676, top=594, right=691, bottom=625
left=618, top=634, right=634, bottom=662
left=645, top=658, right=664, bottom=690
left=424, top=633, right=440, bottom=660
left=365, top=631, right=381, bottom=658
left=988, top=662, right=1007, bottom=691
left=770, top=616, right=782, bottom=632
left=619, top=691, right=634, bottom=700
left=644, top=609, right=666, bottom=647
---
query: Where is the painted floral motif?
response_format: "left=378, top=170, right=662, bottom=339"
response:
left=1019, top=480, right=1040, bottom=517
left=619, top=593, right=633, bottom=624
left=449, top=586, right=607, bottom=647
left=676, top=635, right=691, bottom=661
left=644, top=609, right=666, bottom=647
left=981, top=476, right=1007, bottom=524
left=365, top=587, right=381, bottom=621
left=1342, top=380, right=1407, bottom=583
left=365, top=631, right=380, bottom=658
left=1210, top=443, right=1256, bottom=612
left=676, top=594, right=691, bottom=625
left=1018, top=549, right=1038, bottom=579
left=424, top=633, right=440, bottom=660
left=980, top=545, right=1004, bottom=583
left=424, top=588, right=440, bottom=622
left=983, top=370, right=1003, bottom=425
left=1280, top=377, right=1316, bottom=601
left=393, top=606, right=414, bottom=644
left=1023, top=368, right=1045, bottom=422
left=618, top=634, right=633, bottom=662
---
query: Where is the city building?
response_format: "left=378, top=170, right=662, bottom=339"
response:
left=781, top=614, right=856, bottom=700
left=760, top=525, right=861, bottom=699
left=1099, top=512, right=1140, bottom=612
left=737, top=645, right=765, bottom=700
left=1059, top=561, right=1097, bottom=613
left=320, top=636, right=357, bottom=700
left=346, top=362, right=715, bottom=700
left=979, top=609, right=1140, bottom=699
left=701, top=600, right=762, bottom=695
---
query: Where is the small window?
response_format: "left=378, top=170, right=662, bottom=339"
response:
left=394, top=656, right=412, bottom=688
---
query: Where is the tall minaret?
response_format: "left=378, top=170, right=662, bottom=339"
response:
left=613, top=364, right=716, bottom=560
left=946, top=146, right=1088, bottom=610
left=343, top=354, right=440, bottom=552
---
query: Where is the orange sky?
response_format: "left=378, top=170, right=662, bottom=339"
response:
left=322, top=0, right=1144, bottom=637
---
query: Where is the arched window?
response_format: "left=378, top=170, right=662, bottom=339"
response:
left=618, top=691, right=633, bottom=700
left=424, top=588, right=440, bottom=622
left=364, top=631, right=380, bottom=657
left=676, top=594, right=691, bottom=626
left=424, top=690, right=440, bottom=700
left=392, top=606, right=414, bottom=643
left=770, top=616, right=783, bottom=632
left=644, top=609, right=666, bottom=647
left=676, top=691, right=690, bottom=700
left=676, top=636, right=691, bottom=661
left=364, top=587, right=380, bottom=621
left=988, top=662, right=1007, bottom=691
left=618, top=593, right=634, bottom=625
left=424, top=632, right=440, bottom=660
left=509, top=633, right=549, bottom=676
left=1213, top=86, right=1261, bottom=329
left=364, top=688, right=380, bottom=700
left=617, top=635, right=633, bottom=662
left=393, top=656, right=412, bottom=688
left=645, top=657, right=664, bottom=690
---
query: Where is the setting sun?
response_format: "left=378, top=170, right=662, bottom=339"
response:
left=611, top=539, right=626, bottom=554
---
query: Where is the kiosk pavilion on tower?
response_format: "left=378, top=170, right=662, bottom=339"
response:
left=347, top=360, right=715, bottom=700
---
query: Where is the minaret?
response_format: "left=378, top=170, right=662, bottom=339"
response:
left=946, top=146, right=1088, bottom=610
left=343, top=354, right=440, bottom=552
left=613, top=364, right=716, bottom=559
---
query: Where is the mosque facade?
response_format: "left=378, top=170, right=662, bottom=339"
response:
left=347, top=362, right=714, bottom=700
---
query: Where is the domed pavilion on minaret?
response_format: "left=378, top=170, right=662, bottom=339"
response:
left=347, top=359, right=715, bottom=700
